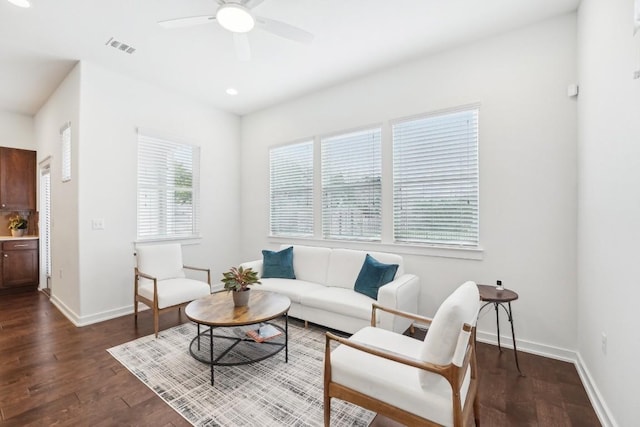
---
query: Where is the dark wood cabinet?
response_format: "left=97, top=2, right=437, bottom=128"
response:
left=0, top=147, right=36, bottom=211
left=0, top=239, right=39, bottom=292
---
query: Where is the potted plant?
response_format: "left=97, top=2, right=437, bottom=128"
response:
left=221, top=266, right=261, bottom=307
left=8, top=214, right=28, bottom=237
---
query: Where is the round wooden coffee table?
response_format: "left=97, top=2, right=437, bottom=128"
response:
left=185, top=290, right=291, bottom=385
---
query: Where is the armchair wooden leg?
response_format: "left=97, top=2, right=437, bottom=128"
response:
left=305, top=320, right=309, bottom=328
left=154, top=308, right=159, bottom=338
left=324, top=395, right=331, bottom=427
left=473, top=393, right=479, bottom=426
left=134, top=298, right=138, bottom=323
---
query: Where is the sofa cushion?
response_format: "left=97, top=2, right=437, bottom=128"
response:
left=354, top=254, right=399, bottom=299
left=419, top=281, right=479, bottom=387
left=281, top=245, right=332, bottom=285
left=258, top=278, right=326, bottom=304
left=301, top=287, right=374, bottom=321
left=327, top=249, right=403, bottom=289
left=262, top=246, right=295, bottom=279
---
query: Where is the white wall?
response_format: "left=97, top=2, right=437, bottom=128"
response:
left=34, top=62, right=82, bottom=317
left=576, top=1, right=640, bottom=426
left=241, top=14, right=578, bottom=355
left=33, top=61, right=241, bottom=325
left=0, top=110, right=35, bottom=150
left=70, top=61, right=241, bottom=324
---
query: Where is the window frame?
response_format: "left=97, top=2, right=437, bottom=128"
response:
left=320, top=126, right=383, bottom=241
left=268, top=139, right=314, bottom=238
left=391, top=104, right=480, bottom=247
left=136, top=131, right=201, bottom=242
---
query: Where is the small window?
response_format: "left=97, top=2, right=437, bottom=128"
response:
left=393, top=106, right=479, bottom=246
left=60, top=122, right=71, bottom=182
left=137, top=132, right=200, bottom=240
left=269, top=140, right=314, bottom=237
left=321, top=127, right=382, bottom=240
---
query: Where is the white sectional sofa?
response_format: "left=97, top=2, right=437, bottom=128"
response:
left=240, top=245, right=420, bottom=334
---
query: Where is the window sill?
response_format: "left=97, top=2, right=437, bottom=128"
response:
left=267, top=236, right=483, bottom=260
left=135, top=236, right=202, bottom=246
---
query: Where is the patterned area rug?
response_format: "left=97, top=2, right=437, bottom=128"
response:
left=108, top=321, right=374, bottom=426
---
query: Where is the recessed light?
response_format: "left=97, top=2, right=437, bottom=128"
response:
left=7, top=0, right=31, bottom=8
left=226, top=88, right=239, bottom=96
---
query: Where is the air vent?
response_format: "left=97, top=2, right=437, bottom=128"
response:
left=105, top=37, right=136, bottom=54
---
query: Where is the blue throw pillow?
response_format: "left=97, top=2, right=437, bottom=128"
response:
left=262, top=246, right=296, bottom=279
left=354, top=254, right=399, bottom=300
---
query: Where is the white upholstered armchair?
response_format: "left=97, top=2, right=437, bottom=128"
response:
left=324, top=281, right=480, bottom=426
left=134, top=243, right=211, bottom=337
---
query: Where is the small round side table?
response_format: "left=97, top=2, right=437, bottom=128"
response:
left=477, top=284, right=524, bottom=376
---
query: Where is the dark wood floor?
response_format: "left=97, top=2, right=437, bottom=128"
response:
left=1, top=291, right=600, bottom=426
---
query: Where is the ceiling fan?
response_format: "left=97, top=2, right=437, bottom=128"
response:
left=158, top=0, right=314, bottom=61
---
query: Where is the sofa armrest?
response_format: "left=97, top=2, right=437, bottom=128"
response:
left=239, top=259, right=263, bottom=277
left=376, top=273, right=421, bottom=333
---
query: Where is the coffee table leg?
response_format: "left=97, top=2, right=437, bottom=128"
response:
left=197, top=323, right=201, bottom=351
left=210, top=327, right=214, bottom=385
left=285, top=312, right=289, bottom=363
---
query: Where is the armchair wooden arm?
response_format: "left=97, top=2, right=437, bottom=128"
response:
left=371, top=302, right=433, bottom=328
left=325, top=332, right=450, bottom=377
left=183, top=265, right=211, bottom=285
left=135, top=268, right=156, bottom=282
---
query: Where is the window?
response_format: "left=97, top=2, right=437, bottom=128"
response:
left=60, top=122, right=71, bottom=182
left=137, top=132, right=200, bottom=240
left=393, top=106, right=479, bottom=246
left=269, top=140, right=313, bottom=237
left=321, top=128, right=382, bottom=240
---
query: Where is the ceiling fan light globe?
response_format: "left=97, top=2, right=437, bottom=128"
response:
left=216, top=4, right=255, bottom=33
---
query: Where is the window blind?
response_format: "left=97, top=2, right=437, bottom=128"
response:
left=269, top=141, right=314, bottom=237
left=137, top=133, right=200, bottom=240
left=393, top=107, right=479, bottom=246
left=321, top=128, right=382, bottom=240
left=40, top=165, right=52, bottom=279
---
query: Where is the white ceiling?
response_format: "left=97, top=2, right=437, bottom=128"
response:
left=0, top=0, right=580, bottom=117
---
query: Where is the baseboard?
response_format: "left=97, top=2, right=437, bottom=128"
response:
left=50, top=295, right=82, bottom=326
left=76, top=304, right=136, bottom=327
left=475, top=330, right=576, bottom=362
left=52, top=285, right=223, bottom=328
left=575, top=353, right=618, bottom=427
left=50, top=295, right=135, bottom=327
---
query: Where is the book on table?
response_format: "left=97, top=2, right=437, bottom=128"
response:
left=246, top=324, right=282, bottom=342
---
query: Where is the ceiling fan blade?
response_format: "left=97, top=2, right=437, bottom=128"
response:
left=255, top=17, right=314, bottom=44
left=158, top=15, right=216, bottom=29
left=244, top=0, right=265, bottom=9
left=233, top=33, right=251, bottom=61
